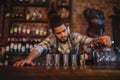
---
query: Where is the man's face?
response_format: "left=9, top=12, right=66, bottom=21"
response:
left=54, top=24, right=68, bottom=43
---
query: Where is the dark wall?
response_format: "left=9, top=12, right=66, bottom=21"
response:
left=112, top=15, right=120, bottom=47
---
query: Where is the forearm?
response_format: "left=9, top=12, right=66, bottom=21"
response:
left=25, top=49, right=40, bottom=61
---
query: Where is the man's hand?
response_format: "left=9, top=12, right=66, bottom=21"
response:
left=13, top=59, right=35, bottom=67
left=99, top=36, right=112, bottom=48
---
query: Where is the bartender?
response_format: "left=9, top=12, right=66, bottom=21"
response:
left=13, top=13, right=111, bottom=67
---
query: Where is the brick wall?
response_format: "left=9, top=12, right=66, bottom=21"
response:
left=71, top=0, right=120, bottom=38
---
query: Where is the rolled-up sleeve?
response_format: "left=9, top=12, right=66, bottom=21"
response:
left=33, top=34, right=54, bottom=55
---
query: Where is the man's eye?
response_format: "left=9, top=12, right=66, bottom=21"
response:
left=57, top=32, right=61, bottom=34
left=63, top=29, right=66, bottom=32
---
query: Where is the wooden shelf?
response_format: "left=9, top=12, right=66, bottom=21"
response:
left=10, top=19, right=48, bottom=23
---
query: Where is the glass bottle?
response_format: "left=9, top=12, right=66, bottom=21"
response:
left=26, top=9, right=30, bottom=20
left=38, top=10, right=42, bottom=20
left=13, top=24, right=18, bottom=36
left=22, top=26, right=26, bottom=35
left=10, top=24, right=14, bottom=35
left=26, top=27, right=31, bottom=35
left=91, top=39, right=106, bottom=49
left=18, top=25, right=22, bottom=36
left=35, top=27, right=39, bottom=36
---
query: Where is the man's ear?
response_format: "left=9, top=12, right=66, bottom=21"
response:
left=67, top=26, right=70, bottom=33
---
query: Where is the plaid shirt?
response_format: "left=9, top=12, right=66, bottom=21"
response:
left=34, top=32, right=94, bottom=55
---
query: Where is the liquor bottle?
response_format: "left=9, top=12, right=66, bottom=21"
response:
left=41, top=0, right=48, bottom=5
left=35, top=27, right=40, bottom=36
left=18, top=25, right=22, bottom=36
left=17, top=42, right=22, bottom=53
left=10, top=24, right=14, bottom=35
left=26, top=9, right=30, bottom=20
left=26, top=27, right=31, bottom=36
left=29, top=38, right=34, bottom=51
left=90, top=49, right=97, bottom=64
left=14, top=39, right=18, bottom=53
left=43, top=27, right=47, bottom=36
left=18, top=0, right=24, bottom=3
left=4, top=55, right=9, bottom=66
left=21, top=38, right=26, bottom=53
left=91, top=39, right=106, bottom=49
left=40, top=27, right=44, bottom=36
left=32, top=10, right=38, bottom=20
left=59, top=7, right=69, bottom=19
left=25, top=38, right=30, bottom=53
left=33, top=38, right=38, bottom=48
left=31, top=25, right=35, bottom=36
left=13, top=24, right=18, bottom=36
left=5, top=41, right=10, bottom=52
left=10, top=42, right=14, bottom=53
left=38, top=10, right=42, bottom=20
left=22, top=26, right=27, bottom=35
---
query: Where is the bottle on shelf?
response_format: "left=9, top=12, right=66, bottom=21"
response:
left=38, top=9, right=42, bottom=20
left=25, top=38, right=30, bottom=53
left=31, top=10, right=38, bottom=20
left=18, top=0, right=24, bottom=3
left=5, top=38, right=10, bottom=52
left=4, top=55, right=9, bottom=66
left=18, top=25, right=22, bottom=36
left=35, top=27, right=40, bottom=36
left=10, top=24, right=14, bottom=35
left=21, top=38, right=26, bottom=53
left=26, top=26, right=31, bottom=36
left=22, top=26, right=27, bottom=35
left=9, top=39, right=14, bottom=53
left=17, top=40, right=22, bottom=53
left=59, top=7, right=69, bottom=19
left=13, top=38, right=18, bottom=53
left=13, top=24, right=18, bottom=36
left=26, top=9, right=30, bottom=20
left=41, top=0, right=48, bottom=5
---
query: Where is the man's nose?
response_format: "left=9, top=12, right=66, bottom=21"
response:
left=61, top=32, right=64, bottom=36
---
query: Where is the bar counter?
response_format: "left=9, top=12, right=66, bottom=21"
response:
left=0, top=64, right=120, bottom=80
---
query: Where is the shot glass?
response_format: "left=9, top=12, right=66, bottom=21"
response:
left=46, top=54, right=52, bottom=69
left=55, top=54, right=60, bottom=69
left=63, top=54, right=69, bottom=69
left=80, top=54, right=86, bottom=69
left=72, top=54, right=77, bottom=69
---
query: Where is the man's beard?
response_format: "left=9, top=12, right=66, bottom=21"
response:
left=56, top=36, right=68, bottom=43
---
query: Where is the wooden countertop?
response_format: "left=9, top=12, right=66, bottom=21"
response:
left=0, top=65, right=120, bottom=80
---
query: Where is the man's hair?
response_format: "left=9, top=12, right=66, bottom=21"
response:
left=48, top=14, right=66, bottom=32
left=48, top=3, right=66, bottom=33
